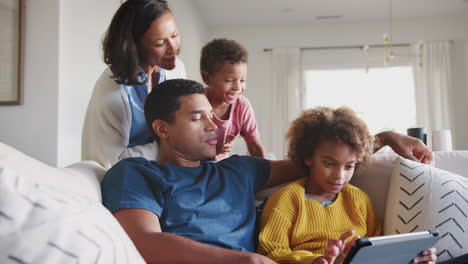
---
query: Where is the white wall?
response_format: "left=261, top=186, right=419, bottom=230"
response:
left=208, top=15, right=468, bottom=155
left=0, top=0, right=60, bottom=165
left=170, top=0, right=208, bottom=83
left=57, top=0, right=120, bottom=167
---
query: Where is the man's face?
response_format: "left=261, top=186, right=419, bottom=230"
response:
left=165, top=94, right=218, bottom=161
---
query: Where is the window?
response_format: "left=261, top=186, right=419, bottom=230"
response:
left=304, top=66, right=416, bottom=135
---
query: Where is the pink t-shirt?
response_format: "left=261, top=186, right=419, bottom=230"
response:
left=211, top=95, right=260, bottom=161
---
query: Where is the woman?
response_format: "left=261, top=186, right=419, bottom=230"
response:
left=82, top=0, right=185, bottom=169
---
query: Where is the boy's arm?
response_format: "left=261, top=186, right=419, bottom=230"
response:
left=113, top=209, right=275, bottom=264
left=246, top=139, right=267, bottom=158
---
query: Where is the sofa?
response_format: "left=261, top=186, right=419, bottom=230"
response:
left=0, top=142, right=467, bottom=263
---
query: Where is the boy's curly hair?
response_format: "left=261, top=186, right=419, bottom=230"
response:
left=200, top=38, right=248, bottom=74
left=286, top=106, right=375, bottom=173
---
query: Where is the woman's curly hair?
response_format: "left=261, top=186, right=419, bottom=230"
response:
left=286, top=106, right=375, bottom=173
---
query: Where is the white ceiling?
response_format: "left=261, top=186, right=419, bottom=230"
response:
left=191, top=0, right=468, bottom=27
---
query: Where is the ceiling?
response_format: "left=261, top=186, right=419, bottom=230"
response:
left=191, top=0, right=468, bottom=27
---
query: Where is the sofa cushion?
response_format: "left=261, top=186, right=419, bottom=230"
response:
left=434, top=150, right=468, bottom=176
left=384, top=157, right=468, bottom=262
left=0, top=142, right=104, bottom=202
left=0, top=166, right=145, bottom=263
left=350, top=153, right=399, bottom=223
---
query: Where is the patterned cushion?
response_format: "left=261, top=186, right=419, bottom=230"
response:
left=384, top=157, right=468, bottom=262
left=0, top=167, right=145, bottom=263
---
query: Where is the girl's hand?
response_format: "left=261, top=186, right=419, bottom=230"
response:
left=313, top=230, right=359, bottom=264
left=411, top=247, right=437, bottom=264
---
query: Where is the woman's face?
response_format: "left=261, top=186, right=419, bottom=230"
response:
left=139, top=11, right=180, bottom=70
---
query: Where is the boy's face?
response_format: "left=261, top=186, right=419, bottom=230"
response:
left=202, top=62, right=247, bottom=105
left=304, top=140, right=357, bottom=200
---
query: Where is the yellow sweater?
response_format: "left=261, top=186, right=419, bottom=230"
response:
left=257, top=178, right=382, bottom=264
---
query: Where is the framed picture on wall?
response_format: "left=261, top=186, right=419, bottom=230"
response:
left=0, top=0, right=23, bottom=105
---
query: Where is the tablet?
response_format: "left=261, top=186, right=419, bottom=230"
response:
left=343, top=230, right=440, bottom=264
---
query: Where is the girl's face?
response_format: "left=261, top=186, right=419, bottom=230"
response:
left=203, top=62, right=247, bottom=105
left=304, top=140, right=357, bottom=201
left=139, top=11, right=180, bottom=70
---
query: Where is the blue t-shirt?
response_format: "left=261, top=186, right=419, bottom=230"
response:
left=101, top=155, right=270, bottom=252
left=120, top=68, right=166, bottom=147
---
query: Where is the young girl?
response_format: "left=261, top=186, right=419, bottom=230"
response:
left=200, top=38, right=266, bottom=160
left=257, top=106, right=437, bottom=264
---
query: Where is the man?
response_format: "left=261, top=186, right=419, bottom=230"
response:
left=101, top=79, right=436, bottom=264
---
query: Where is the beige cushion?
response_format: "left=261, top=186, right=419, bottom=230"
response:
left=350, top=154, right=399, bottom=223
left=384, top=157, right=468, bottom=262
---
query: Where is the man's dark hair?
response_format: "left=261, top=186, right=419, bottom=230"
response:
left=145, top=79, right=205, bottom=143
left=200, top=38, right=248, bottom=74
left=103, top=0, right=170, bottom=85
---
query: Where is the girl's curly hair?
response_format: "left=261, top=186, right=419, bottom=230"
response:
left=286, top=106, right=375, bottom=173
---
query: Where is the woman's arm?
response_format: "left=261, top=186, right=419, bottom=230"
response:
left=82, top=72, right=158, bottom=169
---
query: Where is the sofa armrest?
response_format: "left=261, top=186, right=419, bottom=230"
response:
left=0, top=142, right=103, bottom=203
left=434, top=150, right=468, bottom=178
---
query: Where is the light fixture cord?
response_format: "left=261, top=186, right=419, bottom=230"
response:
left=390, top=0, right=393, bottom=52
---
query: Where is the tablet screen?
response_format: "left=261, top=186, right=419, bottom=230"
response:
left=343, top=231, right=440, bottom=264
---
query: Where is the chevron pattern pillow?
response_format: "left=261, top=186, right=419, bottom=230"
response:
left=384, top=157, right=468, bottom=262
left=0, top=167, right=145, bottom=264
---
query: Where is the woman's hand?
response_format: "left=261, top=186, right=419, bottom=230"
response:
left=375, top=131, right=433, bottom=164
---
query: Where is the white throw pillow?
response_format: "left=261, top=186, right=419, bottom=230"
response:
left=0, top=167, right=145, bottom=264
left=384, top=157, right=468, bottom=262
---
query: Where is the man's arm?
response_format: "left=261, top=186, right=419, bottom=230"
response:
left=374, top=131, right=433, bottom=164
left=113, top=209, right=276, bottom=264
left=262, top=131, right=432, bottom=190
left=262, top=160, right=305, bottom=189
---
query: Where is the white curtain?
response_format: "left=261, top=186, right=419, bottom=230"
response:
left=413, top=41, right=453, bottom=132
left=266, top=48, right=301, bottom=159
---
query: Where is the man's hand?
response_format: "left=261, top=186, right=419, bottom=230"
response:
left=312, top=230, right=359, bottom=264
left=412, top=248, right=437, bottom=264
left=376, top=131, right=433, bottom=164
